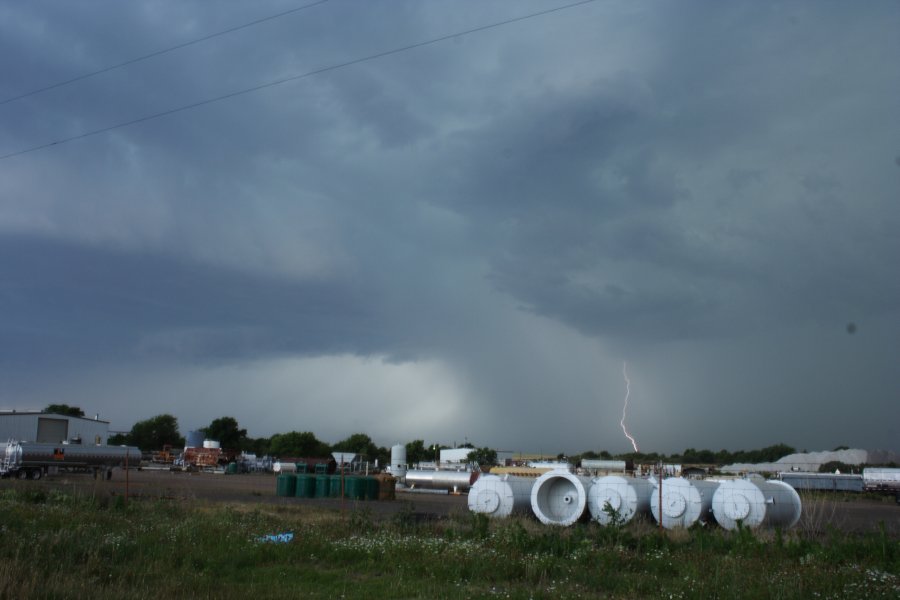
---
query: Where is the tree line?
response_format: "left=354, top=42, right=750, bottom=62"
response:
left=95, top=410, right=494, bottom=466
left=47, top=404, right=822, bottom=467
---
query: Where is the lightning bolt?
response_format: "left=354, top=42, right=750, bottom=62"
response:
left=620, top=361, right=639, bottom=452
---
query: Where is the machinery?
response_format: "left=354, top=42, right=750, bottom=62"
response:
left=0, top=440, right=141, bottom=480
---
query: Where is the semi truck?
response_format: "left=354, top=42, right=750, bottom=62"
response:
left=0, top=440, right=141, bottom=480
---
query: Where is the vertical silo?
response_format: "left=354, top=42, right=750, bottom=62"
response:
left=390, top=444, right=407, bottom=483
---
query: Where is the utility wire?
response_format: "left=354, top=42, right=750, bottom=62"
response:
left=0, top=0, right=330, bottom=106
left=0, top=0, right=597, bottom=162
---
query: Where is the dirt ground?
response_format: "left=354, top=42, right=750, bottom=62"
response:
left=2, top=468, right=896, bottom=535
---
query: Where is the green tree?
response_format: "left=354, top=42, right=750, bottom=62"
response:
left=43, top=404, right=85, bottom=418
left=467, top=447, right=498, bottom=467
left=268, top=431, right=330, bottom=458
left=107, top=432, right=128, bottom=445
left=333, top=433, right=378, bottom=458
left=128, top=414, right=183, bottom=451
left=201, top=416, right=247, bottom=450
left=405, top=439, right=428, bottom=464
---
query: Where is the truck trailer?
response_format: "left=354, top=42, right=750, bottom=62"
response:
left=0, top=440, right=141, bottom=480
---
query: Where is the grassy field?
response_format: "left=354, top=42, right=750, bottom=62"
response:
left=0, top=488, right=897, bottom=599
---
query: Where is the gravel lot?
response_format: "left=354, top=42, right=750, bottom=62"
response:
left=2, top=468, right=896, bottom=535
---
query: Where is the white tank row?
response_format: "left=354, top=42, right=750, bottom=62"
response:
left=468, top=472, right=802, bottom=530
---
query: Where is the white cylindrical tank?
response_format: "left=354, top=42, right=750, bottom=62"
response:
left=272, top=461, right=296, bottom=473
left=650, top=477, right=718, bottom=529
left=693, top=479, right=719, bottom=525
left=405, top=469, right=478, bottom=492
left=531, top=471, right=592, bottom=526
left=711, top=479, right=768, bottom=530
left=756, top=479, right=802, bottom=529
left=468, top=474, right=534, bottom=518
left=390, top=444, right=407, bottom=482
left=203, top=440, right=220, bottom=449
left=587, top=476, right=653, bottom=525
left=712, top=478, right=802, bottom=530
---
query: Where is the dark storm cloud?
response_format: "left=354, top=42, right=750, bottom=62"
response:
left=0, top=1, right=898, bottom=452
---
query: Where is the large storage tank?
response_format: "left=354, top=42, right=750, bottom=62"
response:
left=650, top=477, right=719, bottom=529
left=531, top=471, right=592, bottom=526
left=468, top=474, right=534, bottom=519
left=711, top=479, right=767, bottom=530
left=587, top=476, right=653, bottom=525
left=756, top=479, right=802, bottom=529
left=390, top=444, right=407, bottom=482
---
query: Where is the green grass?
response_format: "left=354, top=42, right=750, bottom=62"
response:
left=0, top=488, right=897, bottom=599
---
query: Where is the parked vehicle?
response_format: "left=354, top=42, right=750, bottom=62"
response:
left=0, top=440, right=141, bottom=480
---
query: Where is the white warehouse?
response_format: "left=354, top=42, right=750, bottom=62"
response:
left=0, top=411, right=110, bottom=445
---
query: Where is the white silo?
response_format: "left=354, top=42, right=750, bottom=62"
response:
left=468, top=474, right=534, bottom=519
left=587, top=476, right=654, bottom=526
left=390, top=444, right=407, bottom=483
left=531, top=471, right=592, bottom=526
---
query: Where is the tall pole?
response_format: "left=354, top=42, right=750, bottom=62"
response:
left=657, top=460, right=663, bottom=532
left=125, top=448, right=129, bottom=506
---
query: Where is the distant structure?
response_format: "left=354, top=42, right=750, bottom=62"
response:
left=721, top=448, right=899, bottom=474
left=0, top=410, right=109, bottom=445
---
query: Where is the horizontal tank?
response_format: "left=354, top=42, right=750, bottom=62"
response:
left=203, top=440, right=221, bottom=449
left=755, top=479, right=802, bottom=529
left=650, top=477, right=719, bottom=529
left=405, top=469, right=478, bottom=492
left=587, top=476, right=653, bottom=525
left=712, top=479, right=767, bottom=530
left=468, top=474, right=534, bottom=518
left=531, top=470, right=592, bottom=526
left=581, top=460, right=628, bottom=472
left=4, top=441, right=141, bottom=470
left=272, top=461, right=297, bottom=474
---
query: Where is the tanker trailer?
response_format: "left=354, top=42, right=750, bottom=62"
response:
left=0, top=441, right=142, bottom=480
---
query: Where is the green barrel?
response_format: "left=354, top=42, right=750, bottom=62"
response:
left=364, top=476, right=379, bottom=501
left=344, top=476, right=365, bottom=501
left=295, top=474, right=316, bottom=498
left=315, top=474, right=330, bottom=498
left=329, top=475, right=344, bottom=498
left=275, top=473, right=297, bottom=497
left=225, top=463, right=238, bottom=475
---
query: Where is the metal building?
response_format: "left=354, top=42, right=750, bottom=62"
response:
left=0, top=411, right=110, bottom=445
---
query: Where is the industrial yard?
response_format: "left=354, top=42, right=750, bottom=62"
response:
left=0, top=471, right=897, bottom=599
left=1, top=468, right=896, bottom=535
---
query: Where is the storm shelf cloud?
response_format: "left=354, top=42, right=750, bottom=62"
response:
left=1, top=1, right=898, bottom=453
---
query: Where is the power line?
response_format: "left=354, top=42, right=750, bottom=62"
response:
left=0, top=0, right=330, bottom=106
left=0, top=0, right=597, bottom=162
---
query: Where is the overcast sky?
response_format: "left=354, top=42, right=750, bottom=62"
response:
left=1, top=1, right=898, bottom=455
